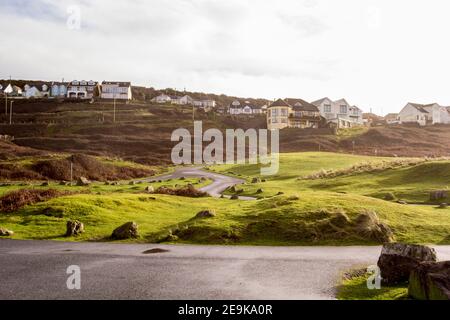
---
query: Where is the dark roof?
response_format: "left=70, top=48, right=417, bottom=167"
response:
left=408, top=103, right=433, bottom=113
left=102, top=81, right=131, bottom=87
left=269, top=98, right=291, bottom=108
left=286, top=98, right=319, bottom=112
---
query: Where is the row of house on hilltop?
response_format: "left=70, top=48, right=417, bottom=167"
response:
left=151, top=94, right=216, bottom=110
left=267, top=97, right=364, bottom=130
left=396, top=103, right=450, bottom=126
left=363, top=102, right=450, bottom=127
left=0, top=81, right=133, bottom=100
left=228, top=100, right=267, bottom=115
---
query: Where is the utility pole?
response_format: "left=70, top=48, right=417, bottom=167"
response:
left=192, top=104, right=195, bottom=121
left=70, top=155, right=74, bottom=186
left=113, top=95, right=116, bottom=123
left=9, top=100, right=14, bottom=125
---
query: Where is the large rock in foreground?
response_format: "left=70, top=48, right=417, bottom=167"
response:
left=0, top=227, right=14, bottom=237
left=408, top=261, right=450, bottom=300
left=111, top=222, right=139, bottom=240
left=377, top=243, right=437, bottom=285
left=66, top=220, right=84, bottom=237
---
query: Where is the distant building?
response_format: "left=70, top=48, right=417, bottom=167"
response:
left=101, top=81, right=132, bottom=100
left=228, top=100, right=263, bottom=115
left=384, top=113, right=399, bottom=125
left=171, top=95, right=194, bottom=105
left=152, top=94, right=172, bottom=103
left=312, top=97, right=364, bottom=128
left=267, top=98, right=322, bottom=130
left=24, top=86, right=43, bottom=98
left=193, top=99, right=216, bottom=109
left=3, top=84, right=23, bottom=96
left=363, top=112, right=384, bottom=126
left=51, top=82, right=67, bottom=98
left=398, top=103, right=450, bottom=126
left=67, top=80, right=98, bottom=99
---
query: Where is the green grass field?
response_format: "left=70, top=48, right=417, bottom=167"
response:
left=337, top=272, right=408, bottom=300
left=1, top=152, right=449, bottom=245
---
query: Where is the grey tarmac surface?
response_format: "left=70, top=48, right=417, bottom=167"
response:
left=144, top=167, right=255, bottom=199
left=1, top=239, right=449, bottom=300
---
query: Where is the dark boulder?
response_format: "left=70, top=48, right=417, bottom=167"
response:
left=196, top=210, right=216, bottom=218
left=377, top=243, right=437, bottom=285
left=408, top=261, right=450, bottom=300
left=66, top=220, right=84, bottom=237
left=111, top=222, right=139, bottom=240
left=76, top=176, right=90, bottom=186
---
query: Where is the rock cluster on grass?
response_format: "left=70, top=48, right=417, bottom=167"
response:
left=111, top=222, right=139, bottom=240
left=230, top=195, right=239, bottom=200
left=196, top=210, right=216, bottom=218
left=153, top=185, right=207, bottom=198
left=145, top=186, right=154, bottom=193
left=377, top=243, right=437, bottom=285
left=65, top=220, right=84, bottom=237
left=408, top=261, right=450, bottom=300
left=0, top=227, right=14, bottom=237
left=76, top=176, right=91, bottom=186
left=251, top=177, right=261, bottom=183
left=256, top=188, right=263, bottom=194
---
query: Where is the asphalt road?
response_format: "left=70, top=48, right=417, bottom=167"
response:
left=1, top=239, right=449, bottom=300
left=146, top=167, right=255, bottom=200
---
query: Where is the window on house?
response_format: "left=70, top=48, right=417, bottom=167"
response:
left=324, top=104, right=332, bottom=113
left=281, top=109, right=288, bottom=116
left=340, top=105, right=347, bottom=114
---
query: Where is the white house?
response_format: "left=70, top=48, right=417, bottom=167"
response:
left=312, top=97, right=364, bottom=128
left=171, top=95, right=194, bottom=105
left=24, top=86, right=43, bottom=98
left=51, top=82, right=67, bottom=97
left=152, top=94, right=172, bottom=103
left=101, top=81, right=132, bottom=100
left=67, top=80, right=98, bottom=99
left=398, top=103, right=450, bottom=126
left=229, top=100, right=262, bottom=115
left=229, top=100, right=242, bottom=114
left=193, top=99, right=216, bottom=109
left=3, top=84, right=22, bottom=96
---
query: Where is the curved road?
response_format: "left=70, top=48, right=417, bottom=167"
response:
left=146, top=167, right=255, bottom=200
left=1, top=239, right=449, bottom=300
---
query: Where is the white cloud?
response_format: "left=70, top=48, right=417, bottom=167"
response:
left=1, top=0, right=450, bottom=113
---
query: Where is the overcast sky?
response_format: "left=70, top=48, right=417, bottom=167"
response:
left=1, top=0, right=450, bottom=114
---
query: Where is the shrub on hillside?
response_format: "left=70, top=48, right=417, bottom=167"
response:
left=0, top=189, right=69, bottom=213
left=31, top=154, right=154, bottom=181
left=154, top=185, right=207, bottom=198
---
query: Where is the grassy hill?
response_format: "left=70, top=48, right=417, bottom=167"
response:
left=1, top=152, right=449, bottom=245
